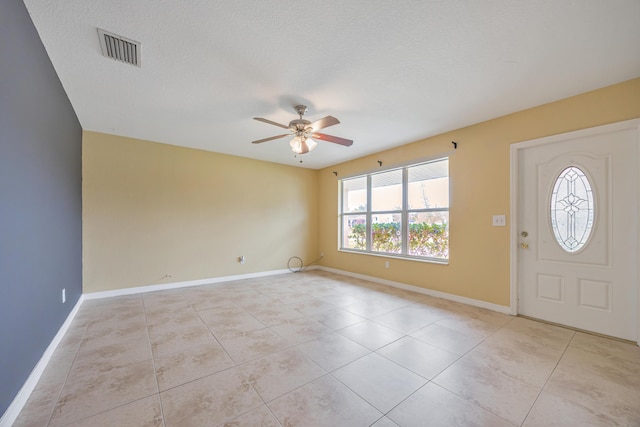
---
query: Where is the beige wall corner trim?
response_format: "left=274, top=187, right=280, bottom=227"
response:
left=83, top=269, right=293, bottom=300
left=0, top=296, right=85, bottom=427
left=317, top=266, right=511, bottom=315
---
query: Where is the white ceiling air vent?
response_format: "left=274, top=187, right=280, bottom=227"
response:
left=97, top=28, right=141, bottom=67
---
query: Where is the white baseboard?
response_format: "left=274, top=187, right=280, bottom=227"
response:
left=316, top=266, right=511, bottom=314
left=0, top=295, right=84, bottom=427
left=83, top=268, right=293, bottom=300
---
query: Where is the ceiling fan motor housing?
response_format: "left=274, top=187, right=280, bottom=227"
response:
left=289, top=118, right=311, bottom=131
left=290, top=105, right=311, bottom=132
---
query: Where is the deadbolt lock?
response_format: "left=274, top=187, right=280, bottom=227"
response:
left=521, top=231, right=528, bottom=237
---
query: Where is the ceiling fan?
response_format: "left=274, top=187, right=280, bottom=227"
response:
left=252, top=105, right=353, bottom=155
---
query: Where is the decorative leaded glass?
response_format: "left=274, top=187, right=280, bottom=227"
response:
left=550, top=166, right=595, bottom=253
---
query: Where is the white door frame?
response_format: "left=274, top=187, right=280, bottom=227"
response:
left=509, top=118, right=640, bottom=345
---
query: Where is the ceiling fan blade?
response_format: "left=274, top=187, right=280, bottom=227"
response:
left=309, top=116, right=340, bottom=132
left=254, top=117, right=290, bottom=129
left=311, top=132, right=353, bottom=147
left=252, top=134, right=289, bottom=144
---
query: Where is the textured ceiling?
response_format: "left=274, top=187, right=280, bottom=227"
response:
left=23, top=0, right=640, bottom=169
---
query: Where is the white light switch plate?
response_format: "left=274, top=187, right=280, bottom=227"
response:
left=492, top=215, right=506, bottom=226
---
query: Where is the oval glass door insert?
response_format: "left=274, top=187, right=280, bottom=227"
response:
left=550, top=166, right=595, bottom=253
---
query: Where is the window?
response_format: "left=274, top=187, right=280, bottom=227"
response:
left=340, top=158, right=449, bottom=261
left=550, top=166, right=594, bottom=253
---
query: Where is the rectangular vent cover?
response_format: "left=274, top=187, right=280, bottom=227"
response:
left=97, top=29, right=141, bottom=67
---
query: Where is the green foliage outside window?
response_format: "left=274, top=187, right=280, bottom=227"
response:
left=348, top=222, right=448, bottom=258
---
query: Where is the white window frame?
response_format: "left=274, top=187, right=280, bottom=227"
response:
left=339, top=157, right=449, bottom=263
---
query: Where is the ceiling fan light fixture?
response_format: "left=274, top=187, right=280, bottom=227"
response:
left=305, top=137, right=318, bottom=151
left=290, top=136, right=317, bottom=154
left=290, top=136, right=302, bottom=153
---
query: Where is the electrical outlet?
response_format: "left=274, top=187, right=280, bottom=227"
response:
left=385, top=261, right=389, bottom=269
left=492, top=215, right=507, bottom=227
left=62, top=288, right=66, bottom=303
left=239, top=256, right=245, bottom=264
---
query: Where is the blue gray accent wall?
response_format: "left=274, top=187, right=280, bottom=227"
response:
left=0, top=0, right=83, bottom=416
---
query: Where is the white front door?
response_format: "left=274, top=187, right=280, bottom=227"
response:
left=515, top=120, right=639, bottom=341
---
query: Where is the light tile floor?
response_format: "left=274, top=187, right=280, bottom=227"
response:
left=14, top=271, right=640, bottom=426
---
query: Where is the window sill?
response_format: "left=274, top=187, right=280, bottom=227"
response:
left=337, top=249, right=449, bottom=265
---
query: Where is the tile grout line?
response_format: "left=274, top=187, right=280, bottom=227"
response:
left=373, top=336, right=463, bottom=382
left=370, top=318, right=515, bottom=423
left=326, top=371, right=385, bottom=418
left=141, top=295, right=167, bottom=427
left=193, top=300, right=244, bottom=366
left=238, top=278, right=497, bottom=421
left=517, top=329, right=577, bottom=426
left=44, top=320, right=90, bottom=427
left=426, top=316, right=526, bottom=427
left=48, top=296, right=156, bottom=426
left=239, top=303, right=334, bottom=408
left=153, top=282, right=330, bottom=424
left=225, top=282, right=386, bottom=422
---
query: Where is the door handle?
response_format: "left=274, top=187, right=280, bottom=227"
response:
left=520, top=243, right=529, bottom=249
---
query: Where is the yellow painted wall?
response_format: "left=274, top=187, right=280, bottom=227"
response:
left=82, top=79, right=640, bottom=300
left=83, top=131, right=318, bottom=293
left=318, top=78, right=640, bottom=307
